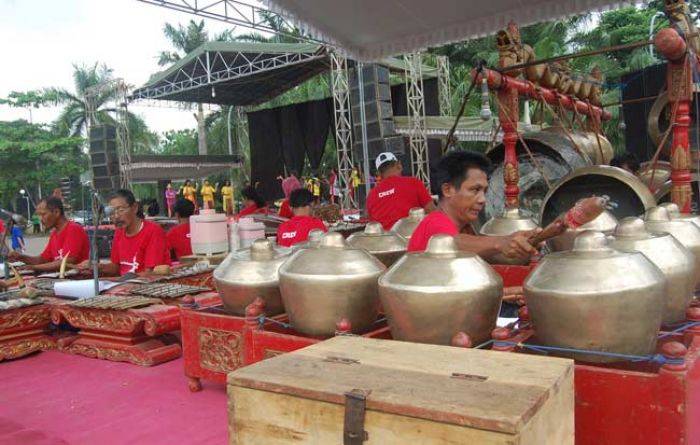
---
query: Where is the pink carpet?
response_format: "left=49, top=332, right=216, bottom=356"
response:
left=0, top=351, right=228, bottom=445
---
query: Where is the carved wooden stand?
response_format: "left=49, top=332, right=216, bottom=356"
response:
left=180, top=301, right=290, bottom=392
left=242, top=310, right=392, bottom=366
left=0, top=302, right=59, bottom=361
left=490, top=306, right=700, bottom=444
left=50, top=303, right=182, bottom=367
left=655, top=27, right=695, bottom=213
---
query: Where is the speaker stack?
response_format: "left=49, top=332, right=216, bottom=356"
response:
left=89, top=124, right=121, bottom=192
left=349, top=64, right=406, bottom=165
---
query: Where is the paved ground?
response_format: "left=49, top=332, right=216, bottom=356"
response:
left=2, top=234, right=48, bottom=257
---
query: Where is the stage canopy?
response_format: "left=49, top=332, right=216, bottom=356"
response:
left=131, top=41, right=437, bottom=105
left=262, top=0, right=630, bottom=61
left=127, top=154, right=241, bottom=183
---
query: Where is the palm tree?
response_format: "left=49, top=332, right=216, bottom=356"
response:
left=49, top=63, right=155, bottom=155
left=158, top=20, right=232, bottom=156
left=51, top=63, right=118, bottom=137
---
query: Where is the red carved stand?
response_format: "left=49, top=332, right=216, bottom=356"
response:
left=490, top=263, right=536, bottom=287
left=50, top=302, right=182, bottom=367
left=489, top=306, right=700, bottom=445
left=180, top=303, right=286, bottom=392
left=0, top=299, right=65, bottom=361
left=242, top=310, right=392, bottom=366
left=655, top=27, right=695, bottom=213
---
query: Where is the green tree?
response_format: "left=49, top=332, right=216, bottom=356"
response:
left=158, top=20, right=232, bottom=156
left=159, top=129, right=198, bottom=155
left=0, top=120, right=86, bottom=209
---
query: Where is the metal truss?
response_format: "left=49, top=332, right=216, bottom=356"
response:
left=404, top=53, right=430, bottom=187
left=330, top=51, right=357, bottom=211
left=437, top=56, right=452, bottom=116
left=130, top=49, right=325, bottom=101
left=136, top=0, right=321, bottom=44
left=85, top=78, right=132, bottom=190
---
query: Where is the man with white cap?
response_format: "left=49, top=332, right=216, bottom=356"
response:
left=366, top=152, right=436, bottom=230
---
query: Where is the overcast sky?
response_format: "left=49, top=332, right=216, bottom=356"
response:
left=0, top=0, right=260, bottom=134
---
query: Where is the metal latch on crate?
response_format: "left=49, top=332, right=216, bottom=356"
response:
left=343, top=389, right=369, bottom=445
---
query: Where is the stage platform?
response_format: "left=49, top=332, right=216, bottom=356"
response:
left=0, top=352, right=227, bottom=445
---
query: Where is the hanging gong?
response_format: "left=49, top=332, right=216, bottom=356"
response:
left=540, top=165, right=656, bottom=227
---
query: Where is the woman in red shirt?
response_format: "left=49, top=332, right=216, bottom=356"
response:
left=238, top=186, right=267, bottom=217
left=77, top=189, right=170, bottom=276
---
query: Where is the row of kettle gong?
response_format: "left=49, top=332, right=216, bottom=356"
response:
left=211, top=209, right=425, bottom=335
left=213, top=203, right=699, bottom=363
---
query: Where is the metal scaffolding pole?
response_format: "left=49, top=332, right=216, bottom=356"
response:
left=437, top=55, right=452, bottom=116
left=116, top=82, right=133, bottom=189
left=404, top=52, right=430, bottom=186
left=330, top=51, right=357, bottom=210
left=235, top=107, right=250, bottom=182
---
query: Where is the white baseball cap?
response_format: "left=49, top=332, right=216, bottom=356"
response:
left=375, top=152, right=398, bottom=170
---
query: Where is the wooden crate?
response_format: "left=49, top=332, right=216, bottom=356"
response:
left=227, top=336, right=574, bottom=445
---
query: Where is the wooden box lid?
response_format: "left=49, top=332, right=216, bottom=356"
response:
left=228, top=337, right=573, bottom=434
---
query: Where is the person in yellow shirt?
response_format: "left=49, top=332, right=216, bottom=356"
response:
left=350, top=166, right=362, bottom=200
left=221, top=180, right=234, bottom=216
left=201, top=180, right=216, bottom=210
left=311, top=176, right=321, bottom=204
left=181, top=180, right=198, bottom=213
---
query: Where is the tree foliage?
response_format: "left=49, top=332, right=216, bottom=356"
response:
left=0, top=120, right=86, bottom=208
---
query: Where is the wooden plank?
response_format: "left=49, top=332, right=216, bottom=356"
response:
left=228, top=336, right=573, bottom=434
left=229, top=386, right=517, bottom=445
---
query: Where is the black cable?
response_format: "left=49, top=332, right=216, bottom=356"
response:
left=445, top=60, right=485, bottom=151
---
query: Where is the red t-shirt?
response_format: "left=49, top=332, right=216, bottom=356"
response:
left=110, top=220, right=171, bottom=275
left=239, top=203, right=267, bottom=217
left=166, top=223, right=192, bottom=260
left=0, top=219, right=5, bottom=235
left=278, top=199, right=293, bottom=219
left=366, top=175, right=432, bottom=230
left=407, top=211, right=459, bottom=252
left=40, top=221, right=90, bottom=263
left=276, top=216, right=327, bottom=247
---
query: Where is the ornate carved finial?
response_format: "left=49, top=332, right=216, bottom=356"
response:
left=497, top=21, right=526, bottom=77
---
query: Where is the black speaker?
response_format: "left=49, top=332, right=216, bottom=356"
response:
left=89, top=124, right=121, bottom=191
left=349, top=63, right=405, bottom=162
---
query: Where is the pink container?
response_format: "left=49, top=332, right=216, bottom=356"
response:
left=238, top=217, right=266, bottom=249
left=190, top=209, right=229, bottom=255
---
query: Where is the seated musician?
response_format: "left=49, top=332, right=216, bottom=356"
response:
left=407, top=151, right=539, bottom=262
left=166, top=198, right=194, bottom=260
left=366, top=152, right=436, bottom=230
left=9, top=197, right=89, bottom=272
left=77, top=189, right=170, bottom=276
left=276, top=189, right=327, bottom=247
left=238, top=186, right=267, bottom=217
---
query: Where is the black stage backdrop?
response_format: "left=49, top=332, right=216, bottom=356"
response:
left=249, top=79, right=438, bottom=202
left=249, top=98, right=332, bottom=201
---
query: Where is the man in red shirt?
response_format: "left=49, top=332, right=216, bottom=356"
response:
left=9, top=197, right=89, bottom=272
left=407, top=151, right=539, bottom=261
left=276, top=189, right=327, bottom=247
left=366, top=152, right=436, bottom=230
left=166, top=198, right=194, bottom=260
left=238, top=186, right=267, bottom=217
left=78, top=189, right=170, bottom=276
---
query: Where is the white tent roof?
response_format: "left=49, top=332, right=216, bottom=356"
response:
left=263, top=0, right=630, bottom=61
